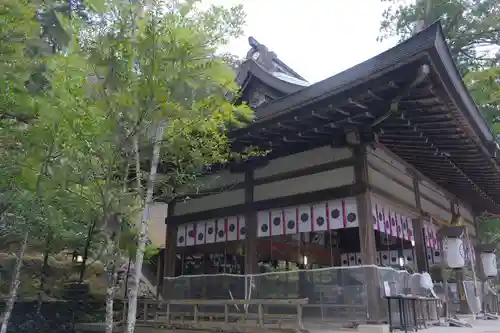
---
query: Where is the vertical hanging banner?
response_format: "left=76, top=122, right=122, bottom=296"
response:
left=185, top=223, right=196, bottom=246
left=177, top=224, right=186, bottom=247
left=196, top=221, right=206, bottom=245
left=297, top=205, right=312, bottom=233
left=226, top=216, right=238, bottom=241
left=270, top=209, right=285, bottom=236
left=205, top=220, right=216, bottom=244
left=341, top=253, right=349, bottom=266
left=283, top=207, right=298, bottom=235
left=374, top=203, right=385, bottom=234
left=257, top=211, right=270, bottom=238
left=216, top=218, right=227, bottom=242
left=343, top=198, right=359, bottom=228
left=312, top=203, right=328, bottom=232
left=329, top=200, right=344, bottom=230
left=237, top=216, right=246, bottom=240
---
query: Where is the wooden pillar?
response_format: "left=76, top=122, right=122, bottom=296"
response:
left=162, top=202, right=177, bottom=298
left=472, top=213, right=484, bottom=279
left=354, top=144, right=383, bottom=323
left=155, top=249, right=163, bottom=299
left=411, top=176, right=429, bottom=273
left=244, top=168, right=258, bottom=275
left=449, top=201, right=470, bottom=314
left=472, top=214, right=486, bottom=312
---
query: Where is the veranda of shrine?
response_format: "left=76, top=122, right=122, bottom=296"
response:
left=151, top=22, right=500, bottom=323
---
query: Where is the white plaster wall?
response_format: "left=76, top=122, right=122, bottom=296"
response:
left=253, top=166, right=355, bottom=201
left=147, top=202, right=167, bottom=248
left=254, top=146, right=352, bottom=179
left=174, top=189, right=245, bottom=215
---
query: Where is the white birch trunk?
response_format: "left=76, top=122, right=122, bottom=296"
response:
left=105, top=284, right=115, bottom=333
left=105, top=239, right=118, bottom=333
left=0, top=232, right=28, bottom=333
left=126, top=124, right=164, bottom=333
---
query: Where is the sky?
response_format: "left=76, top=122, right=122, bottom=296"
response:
left=203, top=0, right=403, bottom=83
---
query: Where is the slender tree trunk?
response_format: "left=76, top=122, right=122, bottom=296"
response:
left=105, top=236, right=119, bottom=333
left=0, top=232, right=28, bottom=333
left=126, top=124, right=164, bottom=333
left=79, top=220, right=97, bottom=282
left=124, top=258, right=132, bottom=298
left=36, top=231, right=52, bottom=314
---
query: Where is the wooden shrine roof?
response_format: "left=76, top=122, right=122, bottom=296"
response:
left=230, top=21, right=500, bottom=214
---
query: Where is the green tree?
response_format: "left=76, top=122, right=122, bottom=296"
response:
left=379, top=0, right=500, bottom=74
left=464, top=68, right=500, bottom=134
left=1, top=2, right=255, bottom=333
left=82, top=1, right=253, bottom=331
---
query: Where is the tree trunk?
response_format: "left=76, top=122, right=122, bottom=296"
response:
left=124, top=258, right=132, bottom=298
left=0, top=232, right=28, bottom=333
left=36, top=232, right=52, bottom=314
left=105, top=238, right=119, bottom=333
left=79, top=219, right=97, bottom=282
left=126, top=124, right=164, bottom=333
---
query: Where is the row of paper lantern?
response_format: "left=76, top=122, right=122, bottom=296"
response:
left=340, top=249, right=436, bottom=266
left=341, top=246, right=477, bottom=267
left=176, top=197, right=360, bottom=247
left=372, top=203, right=415, bottom=242
left=444, top=238, right=497, bottom=277
left=255, top=198, right=359, bottom=238
left=177, top=197, right=427, bottom=247
left=339, top=244, right=486, bottom=269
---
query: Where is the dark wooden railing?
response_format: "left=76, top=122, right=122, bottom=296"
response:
left=122, top=298, right=309, bottom=332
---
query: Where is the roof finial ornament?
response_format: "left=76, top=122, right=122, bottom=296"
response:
left=246, top=36, right=276, bottom=71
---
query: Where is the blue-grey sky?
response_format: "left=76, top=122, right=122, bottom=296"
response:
left=204, top=0, right=405, bottom=83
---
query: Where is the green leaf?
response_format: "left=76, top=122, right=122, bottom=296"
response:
left=85, top=0, right=106, bottom=13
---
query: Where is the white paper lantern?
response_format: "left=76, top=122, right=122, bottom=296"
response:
left=420, top=272, right=433, bottom=290
left=481, top=252, right=498, bottom=278
left=443, top=237, right=465, bottom=268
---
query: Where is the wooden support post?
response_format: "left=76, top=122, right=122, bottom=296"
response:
left=155, top=251, right=163, bottom=299
left=354, top=144, right=383, bottom=323
left=450, top=201, right=470, bottom=314
left=411, top=176, right=429, bottom=273
left=473, top=213, right=484, bottom=280
left=456, top=268, right=471, bottom=314
left=163, top=202, right=177, bottom=298
left=472, top=213, right=486, bottom=312
left=244, top=168, right=258, bottom=275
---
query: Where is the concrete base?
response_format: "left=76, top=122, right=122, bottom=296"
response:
left=457, top=314, right=478, bottom=322
left=357, top=324, right=389, bottom=333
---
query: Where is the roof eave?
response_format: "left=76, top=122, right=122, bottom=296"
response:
left=429, top=23, right=495, bottom=151
left=238, top=59, right=307, bottom=95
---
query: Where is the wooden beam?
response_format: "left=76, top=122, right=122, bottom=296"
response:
left=374, top=143, right=459, bottom=204
left=367, top=158, right=451, bottom=214
left=173, top=157, right=354, bottom=202
left=170, top=182, right=364, bottom=224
